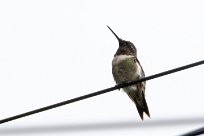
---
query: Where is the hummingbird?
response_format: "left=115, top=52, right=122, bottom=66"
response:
left=107, top=26, right=150, bottom=120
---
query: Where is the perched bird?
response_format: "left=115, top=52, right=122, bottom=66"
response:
left=107, top=26, right=150, bottom=120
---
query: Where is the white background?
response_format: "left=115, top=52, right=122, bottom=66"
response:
left=0, top=0, right=204, bottom=135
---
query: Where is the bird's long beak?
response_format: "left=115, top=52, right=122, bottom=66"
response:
left=107, top=26, right=122, bottom=43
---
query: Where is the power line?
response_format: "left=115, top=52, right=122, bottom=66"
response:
left=180, top=126, right=204, bottom=136
left=0, top=59, right=204, bottom=124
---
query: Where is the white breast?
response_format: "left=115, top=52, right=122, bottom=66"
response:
left=112, top=55, right=134, bottom=66
left=136, top=61, right=142, bottom=76
left=112, top=54, right=143, bottom=80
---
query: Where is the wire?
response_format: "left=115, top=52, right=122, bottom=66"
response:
left=180, top=126, right=204, bottom=136
left=0, top=59, right=204, bottom=124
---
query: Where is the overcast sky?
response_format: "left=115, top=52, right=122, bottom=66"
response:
left=0, top=0, right=204, bottom=135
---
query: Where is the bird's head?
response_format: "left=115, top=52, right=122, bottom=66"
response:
left=107, top=26, right=137, bottom=56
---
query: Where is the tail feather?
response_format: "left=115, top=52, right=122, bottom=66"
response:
left=135, top=102, right=145, bottom=120
left=141, top=91, right=150, bottom=118
left=127, top=91, right=150, bottom=120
